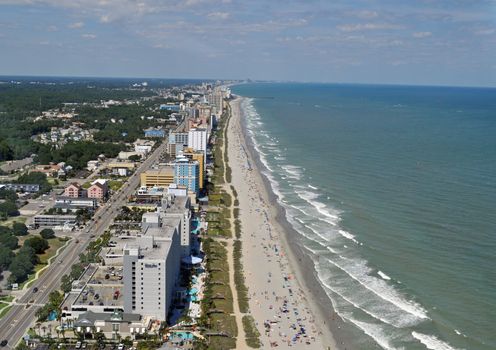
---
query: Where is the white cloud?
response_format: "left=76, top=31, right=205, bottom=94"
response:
left=355, top=10, right=379, bottom=19
left=81, top=33, right=97, bottom=39
left=47, top=25, right=58, bottom=31
left=100, top=14, right=110, bottom=23
left=337, top=23, right=402, bottom=32
left=207, top=11, right=229, bottom=20
left=413, top=31, right=432, bottom=38
left=69, top=21, right=84, bottom=29
left=153, top=43, right=170, bottom=49
left=475, top=28, right=495, bottom=35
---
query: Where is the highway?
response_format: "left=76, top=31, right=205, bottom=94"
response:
left=0, top=141, right=168, bottom=348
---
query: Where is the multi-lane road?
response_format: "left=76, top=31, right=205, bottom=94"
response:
left=0, top=142, right=168, bottom=348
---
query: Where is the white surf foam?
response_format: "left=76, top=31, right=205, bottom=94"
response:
left=338, top=229, right=360, bottom=244
left=319, top=278, right=406, bottom=327
left=281, top=164, right=303, bottom=180
left=295, top=189, right=340, bottom=222
left=346, top=317, right=399, bottom=350
left=324, top=257, right=429, bottom=320
left=378, top=271, right=392, bottom=280
left=412, top=332, right=461, bottom=350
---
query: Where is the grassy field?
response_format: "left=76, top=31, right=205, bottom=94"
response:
left=1, top=216, right=27, bottom=227
left=108, top=180, right=124, bottom=191
left=39, top=237, right=67, bottom=264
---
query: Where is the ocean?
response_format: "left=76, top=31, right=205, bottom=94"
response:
left=231, top=83, right=496, bottom=350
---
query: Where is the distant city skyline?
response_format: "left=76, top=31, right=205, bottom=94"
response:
left=0, top=0, right=495, bottom=87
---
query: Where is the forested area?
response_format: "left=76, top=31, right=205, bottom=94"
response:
left=0, top=81, right=157, bottom=160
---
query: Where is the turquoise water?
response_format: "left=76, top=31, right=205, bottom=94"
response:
left=232, top=83, right=496, bottom=350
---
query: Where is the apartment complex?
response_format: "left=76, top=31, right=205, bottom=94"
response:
left=64, top=183, right=84, bottom=198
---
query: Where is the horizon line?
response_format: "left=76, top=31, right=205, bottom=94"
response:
left=0, top=74, right=495, bottom=90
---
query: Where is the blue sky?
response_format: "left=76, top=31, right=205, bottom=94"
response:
left=0, top=0, right=495, bottom=86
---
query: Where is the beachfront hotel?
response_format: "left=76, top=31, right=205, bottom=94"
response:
left=174, top=157, right=200, bottom=196
left=123, top=216, right=182, bottom=321
left=181, top=147, right=205, bottom=189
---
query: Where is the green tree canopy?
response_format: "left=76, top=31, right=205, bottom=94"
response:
left=24, top=236, right=49, bottom=254
left=39, top=228, right=55, bottom=239
left=0, top=244, right=15, bottom=270
left=12, top=222, right=28, bottom=236
left=0, top=232, right=18, bottom=250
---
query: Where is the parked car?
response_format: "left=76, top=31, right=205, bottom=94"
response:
left=0, top=340, right=8, bottom=347
left=75, top=342, right=82, bottom=349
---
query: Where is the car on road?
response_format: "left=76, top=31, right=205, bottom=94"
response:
left=117, top=344, right=124, bottom=350
left=1, top=339, right=8, bottom=347
left=82, top=343, right=87, bottom=349
left=33, top=287, right=38, bottom=293
left=75, top=341, right=82, bottom=349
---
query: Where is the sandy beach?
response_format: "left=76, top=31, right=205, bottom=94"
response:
left=226, top=97, right=344, bottom=349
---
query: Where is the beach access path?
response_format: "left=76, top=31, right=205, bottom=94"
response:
left=226, top=97, right=338, bottom=349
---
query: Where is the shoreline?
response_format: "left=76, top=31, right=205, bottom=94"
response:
left=227, top=96, right=352, bottom=349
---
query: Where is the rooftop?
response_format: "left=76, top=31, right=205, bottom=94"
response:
left=73, top=284, right=124, bottom=308
left=74, top=310, right=141, bottom=327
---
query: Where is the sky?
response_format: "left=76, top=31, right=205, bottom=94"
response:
left=0, top=0, right=495, bottom=87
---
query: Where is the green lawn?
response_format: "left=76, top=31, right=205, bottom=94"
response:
left=1, top=216, right=27, bottom=227
left=0, top=305, right=12, bottom=319
left=0, top=295, right=14, bottom=303
left=39, top=237, right=67, bottom=264
left=108, top=180, right=124, bottom=191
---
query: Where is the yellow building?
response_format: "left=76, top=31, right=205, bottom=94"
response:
left=140, top=168, right=174, bottom=188
left=182, top=148, right=205, bottom=189
left=108, top=162, right=136, bottom=170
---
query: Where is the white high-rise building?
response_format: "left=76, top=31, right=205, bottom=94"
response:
left=187, top=128, right=207, bottom=154
left=122, top=223, right=181, bottom=321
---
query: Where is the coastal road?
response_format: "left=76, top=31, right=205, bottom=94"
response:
left=0, top=141, right=168, bottom=348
